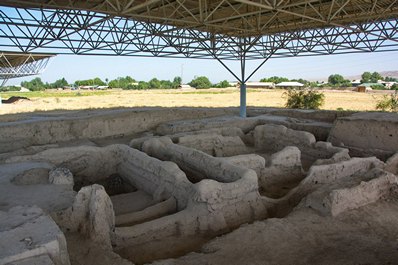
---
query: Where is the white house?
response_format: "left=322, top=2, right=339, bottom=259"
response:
left=378, top=80, right=396, bottom=89
left=179, top=84, right=194, bottom=89
left=275, top=81, right=304, bottom=88
left=244, top=82, right=275, bottom=89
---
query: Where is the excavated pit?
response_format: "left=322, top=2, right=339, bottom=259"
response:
left=74, top=173, right=137, bottom=195
left=1, top=109, right=398, bottom=265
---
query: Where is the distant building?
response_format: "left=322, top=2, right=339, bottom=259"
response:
left=275, top=81, right=304, bottom=89
left=244, top=82, right=275, bottom=89
left=179, top=84, right=193, bottom=89
left=355, top=83, right=380, bottom=92
left=79, top=85, right=109, bottom=90
left=79, top=85, right=95, bottom=90
left=351, top=80, right=362, bottom=87
left=377, top=80, right=396, bottom=89
left=20, top=87, right=29, bottom=92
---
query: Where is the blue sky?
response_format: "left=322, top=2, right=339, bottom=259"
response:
left=8, top=50, right=398, bottom=85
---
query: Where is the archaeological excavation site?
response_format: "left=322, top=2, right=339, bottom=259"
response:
left=0, top=107, right=397, bottom=265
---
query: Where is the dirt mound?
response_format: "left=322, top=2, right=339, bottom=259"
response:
left=2, top=96, right=30, bottom=104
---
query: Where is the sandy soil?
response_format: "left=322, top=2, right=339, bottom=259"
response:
left=1, top=88, right=396, bottom=265
left=161, top=200, right=398, bottom=265
left=0, top=88, right=387, bottom=117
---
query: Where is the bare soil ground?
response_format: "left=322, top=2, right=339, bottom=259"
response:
left=0, top=88, right=387, bottom=118
left=163, top=200, right=398, bottom=265
left=1, top=88, right=397, bottom=265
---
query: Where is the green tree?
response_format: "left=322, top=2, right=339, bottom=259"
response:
left=93, top=77, right=105, bottom=86
left=107, top=76, right=136, bottom=88
left=51, top=77, right=68, bottom=88
left=328, top=74, right=345, bottom=85
left=370, top=84, right=386, bottom=90
left=108, top=79, right=119, bottom=88
left=123, top=76, right=135, bottom=84
left=361, top=72, right=372, bottom=83
left=189, top=76, right=212, bottom=89
left=370, top=72, right=383, bottom=83
left=385, top=76, right=398, bottom=82
left=21, top=77, right=45, bottom=91
left=74, top=79, right=99, bottom=86
left=216, top=80, right=230, bottom=88
left=291, top=78, right=309, bottom=86
left=137, top=81, right=149, bottom=89
left=328, top=74, right=351, bottom=87
left=159, top=80, right=173, bottom=89
left=260, top=76, right=289, bottom=83
left=148, top=78, right=161, bottom=89
left=172, top=76, right=182, bottom=88
left=0, top=86, right=20, bottom=92
left=309, top=81, right=320, bottom=88
left=361, top=71, right=383, bottom=83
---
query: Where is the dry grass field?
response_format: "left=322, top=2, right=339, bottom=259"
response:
left=0, top=88, right=389, bottom=118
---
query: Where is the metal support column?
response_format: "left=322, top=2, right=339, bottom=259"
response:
left=214, top=51, right=273, bottom=118
left=239, top=82, right=246, bottom=117
left=239, top=47, right=247, bottom=118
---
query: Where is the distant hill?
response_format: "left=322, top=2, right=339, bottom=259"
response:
left=380, top=70, right=398, bottom=78
left=345, top=70, right=398, bottom=81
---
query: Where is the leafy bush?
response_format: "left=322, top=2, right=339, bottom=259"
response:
left=21, top=77, right=45, bottom=91
left=216, top=80, right=230, bottom=88
left=49, top=78, right=68, bottom=88
left=75, top=77, right=106, bottom=87
left=391, top=84, right=398, bottom=90
left=284, top=89, right=325, bottom=109
left=189, top=76, right=212, bottom=89
left=376, top=91, right=398, bottom=112
left=260, top=76, right=289, bottom=83
left=361, top=71, right=383, bottom=83
left=148, top=78, right=161, bottom=89
left=0, top=86, right=20, bottom=92
left=327, top=74, right=351, bottom=87
left=125, top=84, right=140, bottom=90
left=371, top=84, right=386, bottom=90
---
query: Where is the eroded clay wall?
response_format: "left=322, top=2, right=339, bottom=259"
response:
left=0, top=107, right=236, bottom=153
left=254, top=124, right=349, bottom=166
left=5, top=144, right=194, bottom=210
left=328, top=112, right=398, bottom=160
left=5, top=145, right=120, bottom=182
left=142, top=137, right=249, bottom=183
left=117, top=146, right=193, bottom=210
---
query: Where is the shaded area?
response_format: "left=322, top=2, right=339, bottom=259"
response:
left=1, top=96, right=30, bottom=104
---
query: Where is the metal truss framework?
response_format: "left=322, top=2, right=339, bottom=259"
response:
left=0, top=0, right=397, bottom=116
left=0, top=52, right=52, bottom=86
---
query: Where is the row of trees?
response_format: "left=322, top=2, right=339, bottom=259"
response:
left=20, top=77, right=69, bottom=91
left=15, top=75, right=232, bottom=91
left=260, top=76, right=313, bottom=86
left=8, top=71, right=398, bottom=92
left=260, top=72, right=398, bottom=88
left=327, top=72, right=398, bottom=88
left=74, top=77, right=106, bottom=87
